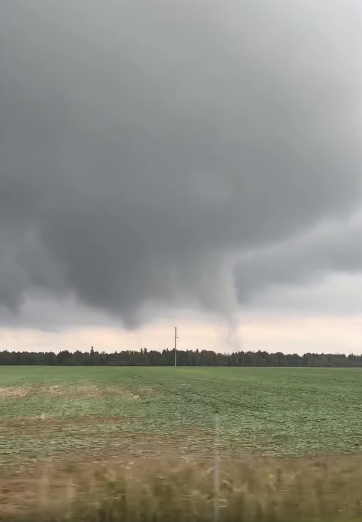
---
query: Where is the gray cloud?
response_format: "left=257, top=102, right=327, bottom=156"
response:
left=235, top=215, right=362, bottom=308
left=247, top=274, right=362, bottom=317
left=0, top=0, right=361, bottom=327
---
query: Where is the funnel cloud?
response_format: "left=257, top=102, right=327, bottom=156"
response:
left=0, top=0, right=361, bottom=330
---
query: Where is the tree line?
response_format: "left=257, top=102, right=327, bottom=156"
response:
left=0, top=347, right=361, bottom=367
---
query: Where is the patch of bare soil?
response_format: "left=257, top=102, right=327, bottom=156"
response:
left=0, top=383, right=159, bottom=401
left=0, top=387, right=30, bottom=398
left=40, top=383, right=102, bottom=397
left=1, top=415, right=126, bottom=430
left=0, top=384, right=103, bottom=399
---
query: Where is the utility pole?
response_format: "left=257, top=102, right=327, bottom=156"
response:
left=174, top=326, right=179, bottom=367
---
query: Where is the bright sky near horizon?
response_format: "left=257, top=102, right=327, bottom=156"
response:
left=0, top=1, right=361, bottom=354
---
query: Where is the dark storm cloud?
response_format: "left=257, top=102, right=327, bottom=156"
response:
left=0, top=0, right=361, bottom=327
left=235, top=216, right=362, bottom=305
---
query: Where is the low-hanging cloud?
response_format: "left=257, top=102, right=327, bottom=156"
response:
left=0, top=0, right=361, bottom=328
left=235, top=215, right=362, bottom=304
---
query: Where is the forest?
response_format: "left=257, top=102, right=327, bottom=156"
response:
left=0, top=348, right=361, bottom=367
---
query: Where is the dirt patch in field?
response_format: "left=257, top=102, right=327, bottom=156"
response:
left=103, top=385, right=142, bottom=400
left=45, top=385, right=70, bottom=396
left=137, top=385, right=162, bottom=397
left=43, top=383, right=103, bottom=397
left=40, top=383, right=143, bottom=400
left=0, top=415, right=127, bottom=430
left=43, top=383, right=160, bottom=400
left=0, top=384, right=104, bottom=400
left=0, top=387, right=30, bottom=398
left=0, top=383, right=158, bottom=401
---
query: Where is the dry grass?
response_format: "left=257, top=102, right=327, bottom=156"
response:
left=1, top=455, right=362, bottom=521
left=0, top=386, right=30, bottom=398
left=0, top=383, right=148, bottom=403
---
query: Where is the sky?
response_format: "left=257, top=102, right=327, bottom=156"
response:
left=0, top=0, right=361, bottom=354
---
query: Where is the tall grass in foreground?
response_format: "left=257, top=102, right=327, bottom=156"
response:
left=2, top=455, right=362, bottom=521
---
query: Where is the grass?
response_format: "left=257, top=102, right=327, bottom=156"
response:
left=1, top=366, right=362, bottom=520
left=2, top=455, right=362, bottom=521
left=1, top=366, right=362, bottom=460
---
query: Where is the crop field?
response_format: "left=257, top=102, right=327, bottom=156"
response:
left=1, top=366, right=362, bottom=464
left=1, top=366, right=362, bottom=521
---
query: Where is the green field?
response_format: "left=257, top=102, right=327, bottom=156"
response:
left=1, top=365, right=362, bottom=464
left=2, top=366, right=362, bottom=521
